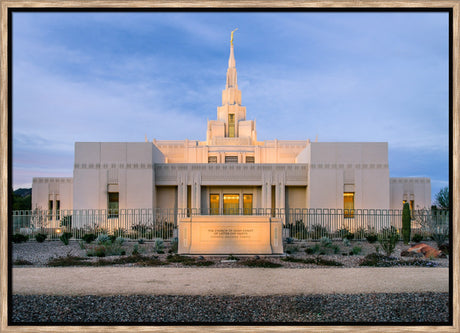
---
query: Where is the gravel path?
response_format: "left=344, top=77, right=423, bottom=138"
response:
left=11, top=293, right=450, bottom=323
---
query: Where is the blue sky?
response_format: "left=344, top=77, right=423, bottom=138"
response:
left=12, top=11, right=449, bottom=202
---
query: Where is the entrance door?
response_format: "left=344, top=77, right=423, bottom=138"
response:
left=223, top=194, right=239, bottom=215
left=210, top=194, right=220, bottom=215
left=243, top=194, right=253, bottom=215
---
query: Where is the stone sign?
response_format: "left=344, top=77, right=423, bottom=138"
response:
left=178, top=215, right=283, bottom=254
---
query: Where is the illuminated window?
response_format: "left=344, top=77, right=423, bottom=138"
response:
left=228, top=114, right=235, bottom=137
left=208, top=156, right=217, bottom=163
left=108, top=192, right=119, bottom=218
left=56, top=200, right=60, bottom=220
left=344, top=192, right=354, bottom=218
left=245, top=156, right=255, bottom=163
left=210, top=194, right=220, bottom=215
left=225, top=156, right=238, bottom=163
left=223, top=194, right=239, bottom=215
left=243, top=194, right=253, bottom=215
left=410, top=200, right=414, bottom=212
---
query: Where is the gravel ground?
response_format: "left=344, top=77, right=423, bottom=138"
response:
left=10, top=240, right=451, bottom=324
left=11, top=293, right=450, bottom=323
left=12, top=239, right=449, bottom=268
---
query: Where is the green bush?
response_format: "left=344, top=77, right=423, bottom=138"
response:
left=412, top=233, right=423, bottom=243
left=365, top=233, right=378, bottom=243
left=169, top=238, right=178, bottom=253
left=310, top=224, right=328, bottom=239
left=59, top=232, right=72, bottom=245
left=12, top=233, right=29, bottom=243
left=82, top=233, right=97, bottom=244
left=320, top=236, right=332, bottom=248
left=345, top=232, right=355, bottom=240
left=352, top=246, right=362, bottom=255
left=35, top=233, right=47, bottom=243
left=378, top=227, right=399, bottom=256
left=96, top=234, right=111, bottom=245
left=285, top=245, right=299, bottom=254
left=402, top=202, right=411, bottom=245
left=154, top=238, right=164, bottom=253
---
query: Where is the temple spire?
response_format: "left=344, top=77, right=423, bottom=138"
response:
left=226, top=28, right=238, bottom=88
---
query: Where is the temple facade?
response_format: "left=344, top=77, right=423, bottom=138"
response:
left=31, top=39, right=431, bottom=228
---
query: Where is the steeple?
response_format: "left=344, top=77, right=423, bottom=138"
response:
left=226, top=29, right=238, bottom=89
left=207, top=30, right=257, bottom=144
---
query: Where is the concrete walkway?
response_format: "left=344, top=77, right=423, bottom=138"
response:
left=13, top=267, right=449, bottom=296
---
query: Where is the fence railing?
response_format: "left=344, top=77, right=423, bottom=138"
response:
left=12, top=208, right=449, bottom=241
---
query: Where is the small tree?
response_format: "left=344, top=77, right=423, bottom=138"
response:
left=435, top=187, right=449, bottom=209
left=402, top=202, right=411, bottom=244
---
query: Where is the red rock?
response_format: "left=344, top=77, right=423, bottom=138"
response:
left=407, top=243, right=441, bottom=258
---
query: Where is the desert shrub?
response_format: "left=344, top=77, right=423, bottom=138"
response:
left=96, top=234, right=111, bottom=245
left=345, top=232, right=355, bottom=240
left=12, top=233, right=29, bottom=243
left=359, top=253, right=396, bottom=267
left=82, top=233, right=97, bottom=244
left=108, top=235, right=117, bottom=243
left=305, top=243, right=320, bottom=254
left=402, top=202, right=411, bottom=245
left=352, top=246, right=362, bottom=255
left=35, top=233, right=47, bottom=243
left=336, top=228, right=349, bottom=239
left=59, top=232, right=72, bottom=245
left=132, top=244, right=140, bottom=255
left=169, top=238, right=178, bottom=253
left=320, top=236, right=332, bottom=248
left=342, top=238, right=351, bottom=247
left=332, top=244, right=340, bottom=254
left=285, top=237, right=294, bottom=244
left=310, top=224, right=328, bottom=239
left=354, top=228, right=366, bottom=240
left=285, top=245, right=299, bottom=254
left=114, top=236, right=125, bottom=245
left=154, top=238, right=164, bottom=253
left=412, top=233, right=423, bottom=243
left=365, top=233, right=378, bottom=244
left=138, top=238, right=145, bottom=244
left=431, top=233, right=448, bottom=249
left=378, top=227, right=399, bottom=256
left=94, top=245, right=106, bottom=257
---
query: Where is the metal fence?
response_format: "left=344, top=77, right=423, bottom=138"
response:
left=12, top=208, right=449, bottom=241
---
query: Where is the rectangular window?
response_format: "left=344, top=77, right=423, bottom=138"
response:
left=223, top=194, right=239, bottom=215
left=208, top=156, right=217, bottom=163
left=48, top=200, right=53, bottom=220
left=243, top=194, right=253, bottom=215
left=228, top=114, right=235, bottom=137
left=344, top=192, right=354, bottom=218
left=225, top=156, right=238, bottom=163
left=56, top=200, right=60, bottom=220
left=410, top=200, right=414, bottom=212
left=245, top=156, right=255, bottom=163
left=210, top=194, right=220, bottom=215
left=108, top=192, right=119, bottom=218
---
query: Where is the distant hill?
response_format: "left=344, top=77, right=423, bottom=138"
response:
left=14, top=188, right=32, bottom=198
left=13, top=188, right=32, bottom=210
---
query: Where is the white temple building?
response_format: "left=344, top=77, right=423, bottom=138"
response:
left=31, top=37, right=431, bottom=229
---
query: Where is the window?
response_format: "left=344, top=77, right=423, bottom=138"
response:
left=225, top=156, right=238, bottom=163
left=56, top=200, right=60, bottom=220
left=108, top=192, right=119, bottom=218
left=208, top=156, right=217, bottom=163
left=228, top=114, right=235, bottom=137
left=223, top=194, right=239, bottom=215
left=410, top=200, right=414, bottom=212
left=344, top=192, right=354, bottom=218
left=243, top=194, right=253, bottom=215
left=245, top=156, right=255, bottom=163
left=48, top=200, right=53, bottom=220
left=210, top=194, right=220, bottom=215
